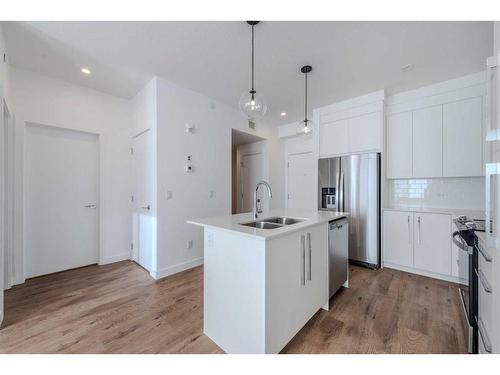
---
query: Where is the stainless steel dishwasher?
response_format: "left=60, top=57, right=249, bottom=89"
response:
left=329, top=218, right=349, bottom=298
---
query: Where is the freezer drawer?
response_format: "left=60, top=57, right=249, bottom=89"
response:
left=329, top=218, right=349, bottom=298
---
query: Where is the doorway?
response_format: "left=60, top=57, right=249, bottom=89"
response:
left=24, top=123, right=100, bottom=278
left=131, top=129, right=154, bottom=272
left=231, top=129, right=266, bottom=214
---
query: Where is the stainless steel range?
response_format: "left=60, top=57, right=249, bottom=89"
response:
left=452, top=215, right=483, bottom=354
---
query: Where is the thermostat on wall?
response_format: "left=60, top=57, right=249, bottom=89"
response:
left=185, top=165, right=194, bottom=173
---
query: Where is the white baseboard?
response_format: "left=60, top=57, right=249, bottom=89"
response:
left=383, top=262, right=461, bottom=284
left=99, top=252, right=131, bottom=265
left=150, top=257, right=204, bottom=280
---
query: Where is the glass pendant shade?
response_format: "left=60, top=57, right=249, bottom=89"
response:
left=239, top=90, right=267, bottom=121
left=297, top=119, right=313, bottom=135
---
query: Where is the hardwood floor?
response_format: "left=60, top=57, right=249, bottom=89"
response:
left=0, top=261, right=466, bottom=354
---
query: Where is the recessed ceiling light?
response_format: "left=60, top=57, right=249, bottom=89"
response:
left=401, top=64, right=414, bottom=72
left=81, top=67, right=91, bottom=75
left=280, top=112, right=287, bottom=116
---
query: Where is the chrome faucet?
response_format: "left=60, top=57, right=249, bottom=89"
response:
left=254, top=181, right=272, bottom=219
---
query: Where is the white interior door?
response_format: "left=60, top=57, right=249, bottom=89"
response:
left=241, top=153, right=263, bottom=213
left=287, top=152, right=315, bottom=209
left=132, top=130, right=154, bottom=272
left=25, top=124, right=99, bottom=278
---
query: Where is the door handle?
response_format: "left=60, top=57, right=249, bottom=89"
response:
left=142, top=205, right=151, bottom=211
left=84, top=204, right=97, bottom=209
left=307, top=232, right=312, bottom=281
left=300, top=235, right=306, bottom=286
left=339, top=172, right=344, bottom=212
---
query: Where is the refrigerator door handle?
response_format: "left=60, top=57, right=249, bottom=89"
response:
left=335, top=171, right=340, bottom=211
left=339, top=172, right=344, bottom=212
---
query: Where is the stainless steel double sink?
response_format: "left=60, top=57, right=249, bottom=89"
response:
left=240, top=216, right=306, bottom=229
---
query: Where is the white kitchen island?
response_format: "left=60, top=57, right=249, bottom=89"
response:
left=188, top=209, right=349, bottom=354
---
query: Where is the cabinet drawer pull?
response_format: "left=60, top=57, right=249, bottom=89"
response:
left=407, top=215, right=411, bottom=244
left=307, top=232, right=312, bottom=281
left=300, top=235, right=306, bottom=286
left=476, top=268, right=493, bottom=293
left=478, top=244, right=493, bottom=262
left=476, top=316, right=492, bottom=353
left=417, top=216, right=421, bottom=244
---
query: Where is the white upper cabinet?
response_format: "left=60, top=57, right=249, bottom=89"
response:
left=386, top=112, right=412, bottom=178
left=443, top=97, right=483, bottom=177
left=316, top=90, right=384, bottom=158
left=412, top=105, right=443, bottom=178
left=348, top=112, right=382, bottom=153
left=386, top=72, right=486, bottom=179
left=319, top=119, right=349, bottom=157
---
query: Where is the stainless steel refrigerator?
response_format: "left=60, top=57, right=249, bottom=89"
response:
left=318, top=153, right=380, bottom=268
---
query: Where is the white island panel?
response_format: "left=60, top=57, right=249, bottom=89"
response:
left=203, top=228, right=267, bottom=353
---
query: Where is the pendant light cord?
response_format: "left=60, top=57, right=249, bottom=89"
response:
left=304, top=71, right=308, bottom=123
left=251, top=24, right=255, bottom=93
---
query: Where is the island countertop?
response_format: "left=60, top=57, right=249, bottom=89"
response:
left=187, top=209, right=349, bottom=240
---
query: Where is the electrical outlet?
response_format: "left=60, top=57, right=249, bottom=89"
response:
left=187, top=239, right=193, bottom=249
left=187, top=155, right=192, bottom=162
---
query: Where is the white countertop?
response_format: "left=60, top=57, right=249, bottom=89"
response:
left=187, top=209, right=349, bottom=240
left=384, top=205, right=485, bottom=219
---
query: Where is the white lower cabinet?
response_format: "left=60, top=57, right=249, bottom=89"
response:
left=413, top=212, right=452, bottom=275
left=383, top=210, right=413, bottom=267
left=266, top=223, right=328, bottom=353
left=383, top=210, right=453, bottom=279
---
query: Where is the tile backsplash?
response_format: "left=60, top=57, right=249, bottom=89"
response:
left=387, top=177, right=484, bottom=210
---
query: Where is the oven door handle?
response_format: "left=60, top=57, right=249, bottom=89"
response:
left=452, top=231, right=473, bottom=255
left=477, top=243, right=493, bottom=262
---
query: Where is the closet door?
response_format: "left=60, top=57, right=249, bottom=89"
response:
left=412, top=105, right=443, bottom=178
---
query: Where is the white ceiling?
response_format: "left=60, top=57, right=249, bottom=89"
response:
left=2, top=21, right=493, bottom=126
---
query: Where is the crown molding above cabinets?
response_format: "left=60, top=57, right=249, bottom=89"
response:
left=386, top=72, right=487, bottom=179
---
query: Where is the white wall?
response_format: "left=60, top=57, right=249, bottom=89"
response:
left=0, top=24, right=11, bottom=108
left=154, top=77, right=276, bottom=278
left=495, top=22, right=500, bottom=55
left=11, top=67, right=134, bottom=277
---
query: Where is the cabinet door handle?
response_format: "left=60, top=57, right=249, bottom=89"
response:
left=476, top=268, right=493, bottom=293
left=300, top=235, right=306, bottom=286
left=407, top=215, right=411, bottom=244
left=417, top=216, right=421, bottom=244
left=307, top=232, right=312, bottom=281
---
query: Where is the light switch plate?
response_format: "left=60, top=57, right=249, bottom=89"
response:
left=209, top=190, right=214, bottom=198
left=166, top=190, right=173, bottom=200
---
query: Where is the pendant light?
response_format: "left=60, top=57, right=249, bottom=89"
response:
left=297, top=65, right=313, bottom=135
left=239, top=21, right=267, bottom=122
